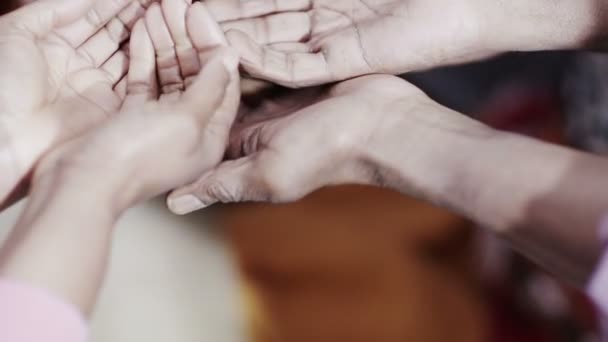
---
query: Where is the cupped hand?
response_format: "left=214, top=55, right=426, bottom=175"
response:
left=167, top=74, right=425, bottom=214
left=0, top=0, right=161, bottom=205
left=204, top=0, right=494, bottom=87
left=36, top=1, right=241, bottom=210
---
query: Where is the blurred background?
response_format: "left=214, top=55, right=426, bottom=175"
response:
left=1, top=1, right=606, bottom=341
left=228, top=51, right=603, bottom=342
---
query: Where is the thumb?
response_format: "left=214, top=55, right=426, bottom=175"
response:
left=180, top=47, right=240, bottom=124
left=167, top=156, right=273, bottom=215
left=5, top=0, right=95, bottom=38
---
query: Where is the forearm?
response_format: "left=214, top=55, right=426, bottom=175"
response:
left=481, top=0, right=608, bottom=51
left=465, top=133, right=608, bottom=283
left=365, top=101, right=607, bottom=285
left=0, top=166, right=123, bottom=315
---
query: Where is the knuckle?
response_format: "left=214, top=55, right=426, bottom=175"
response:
left=126, top=81, right=151, bottom=95
left=240, top=125, right=263, bottom=156
left=203, top=180, right=237, bottom=203
left=258, top=166, right=295, bottom=202
left=161, top=82, right=185, bottom=94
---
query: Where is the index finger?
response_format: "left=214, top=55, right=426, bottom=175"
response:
left=124, top=19, right=158, bottom=108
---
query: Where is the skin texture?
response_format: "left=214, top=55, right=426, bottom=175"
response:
left=0, top=0, right=607, bottom=319
left=169, top=75, right=608, bottom=286
left=168, top=75, right=485, bottom=209
left=168, top=76, right=419, bottom=209
left=204, top=0, right=608, bottom=87
left=0, top=0, right=167, bottom=207
left=0, top=0, right=240, bottom=314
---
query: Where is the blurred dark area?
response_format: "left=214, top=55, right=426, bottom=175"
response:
left=0, top=0, right=18, bottom=15
left=407, top=51, right=574, bottom=115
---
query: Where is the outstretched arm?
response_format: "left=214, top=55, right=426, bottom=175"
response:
left=0, top=0, right=239, bottom=319
left=169, top=75, right=608, bottom=286
left=481, top=0, right=608, bottom=51
left=363, top=96, right=608, bottom=286
left=200, top=0, right=608, bottom=87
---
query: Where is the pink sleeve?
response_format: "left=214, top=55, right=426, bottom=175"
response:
left=588, top=251, right=608, bottom=342
left=0, top=279, right=88, bottom=342
left=588, top=218, right=608, bottom=341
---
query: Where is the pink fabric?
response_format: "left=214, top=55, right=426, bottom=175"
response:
left=0, top=280, right=88, bottom=342
left=588, top=250, right=608, bottom=341
left=588, top=218, right=608, bottom=341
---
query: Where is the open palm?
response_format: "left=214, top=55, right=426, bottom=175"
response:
left=206, top=0, right=493, bottom=87
left=40, top=1, right=240, bottom=208
left=0, top=0, right=159, bottom=205
left=0, top=0, right=166, bottom=132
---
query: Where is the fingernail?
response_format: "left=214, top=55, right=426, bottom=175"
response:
left=168, top=195, right=206, bottom=215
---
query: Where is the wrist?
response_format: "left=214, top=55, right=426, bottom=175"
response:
left=479, top=0, right=608, bottom=51
left=2, top=156, right=121, bottom=314
left=360, top=97, right=496, bottom=211
left=32, top=153, right=133, bottom=217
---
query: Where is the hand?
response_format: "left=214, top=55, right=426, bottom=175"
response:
left=203, top=0, right=491, bottom=88
left=167, top=75, right=432, bottom=214
left=0, top=0, right=159, bottom=205
left=37, top=1, right=241, bottom=211
left=205, top=0, right=605, bottom=88
left=0, top=1, right=240, bottom=314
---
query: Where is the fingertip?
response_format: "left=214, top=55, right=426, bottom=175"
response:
left=167, top=194, right=207, bottom=215
left=130, top=18, right=154, bottom=56
left=225, top=29, right=263, bottom=66
left=131, top=18, right=146, bottom=37
left=187, top=2, right=227, bottom=48
left=145, top=1, right=162, bottom=26
left=219, top=47, right=241, bottom=75
left=162, top=0, right=189, bottom=23
left=162, top=0, right=189, bottom=29
left=180, top=50, right=234, bottom=119
left=197, top=47, right=239, bottom=86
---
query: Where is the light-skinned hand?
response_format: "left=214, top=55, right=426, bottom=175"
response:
left=205, top=0, right=606, bottom=87
left=0, top=1, right=241, bottom=313
left=0, top=0, right=161, bottom=207
left=36, top=0, right=241, bottom=211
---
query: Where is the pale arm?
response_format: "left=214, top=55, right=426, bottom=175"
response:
left=365, top=99, right=608, bottom=286
left=168, top=75, right=607, bottom=288
left=482, top=0, right=608, bottom=51
left=0, top=0, right=239, bottom=314
left=0, top=165, right=124, bottom=314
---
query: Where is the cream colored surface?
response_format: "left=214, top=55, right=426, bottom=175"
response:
left=0, top=199, right=246, bottom=342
